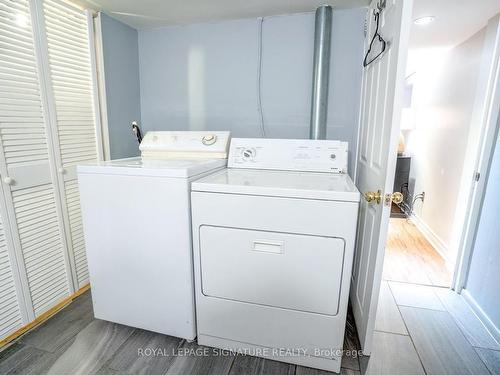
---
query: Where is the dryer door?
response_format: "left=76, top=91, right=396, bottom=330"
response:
left=199, top=225, right=345, bottom=315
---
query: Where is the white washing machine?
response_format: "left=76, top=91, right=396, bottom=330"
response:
left=78, top=131, right=230, bottom=340
left=191, top=138, right=360, bottom=372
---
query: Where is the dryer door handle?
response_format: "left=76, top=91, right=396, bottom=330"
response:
left=252, top=240, right=283, bottom=254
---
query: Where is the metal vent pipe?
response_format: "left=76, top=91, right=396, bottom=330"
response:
left=309, top=5, right=332, bottom=140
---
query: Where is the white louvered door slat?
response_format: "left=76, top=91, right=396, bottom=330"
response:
left=11, top=185, right=68, bottom=314
left=42, top=0, right=99, bottom=288
left=0, top=0, right=75, bottom=325
left=0, top=211, right=23, bottom=339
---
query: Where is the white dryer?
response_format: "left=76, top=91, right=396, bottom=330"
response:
left=78, top=131, right=230, bottom=340
left=191, top=138, right=360, bottom=372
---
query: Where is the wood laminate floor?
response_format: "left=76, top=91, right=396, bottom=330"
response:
left=383, top=218, right=452, bottom=287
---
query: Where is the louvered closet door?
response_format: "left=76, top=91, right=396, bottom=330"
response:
left=0, top=205, right=24, bottom=339
left=42, top=0, right=100, bottom=288
left=0, top=0, right=72, bottom=318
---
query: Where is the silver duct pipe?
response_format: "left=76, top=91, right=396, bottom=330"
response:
left=309, top=5, right=332, bottom=140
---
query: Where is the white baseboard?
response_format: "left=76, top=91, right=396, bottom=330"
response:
left=410, top=213, right=451, bottom=268
left=461, top=289, right=500, bottom=345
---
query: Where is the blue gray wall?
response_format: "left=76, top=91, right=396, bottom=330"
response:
left=100, top=13, right=141, bottom=159
left=465, top=124, right=500, bottom=335
left=138, top=9, right=366, bottom=174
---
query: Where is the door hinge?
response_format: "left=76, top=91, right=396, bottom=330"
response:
left=474, top=171, right=481, bottom=182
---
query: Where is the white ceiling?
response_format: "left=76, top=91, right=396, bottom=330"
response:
left=76, top=0, right=370, bottom=29
left=410, top=0, right=500, bottom=49
left=75, top=0, right=500, bottom=50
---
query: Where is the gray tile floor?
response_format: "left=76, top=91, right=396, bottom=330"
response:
left=0, top=291, right=362, bottom=375
left=1, top=284, right=499, bottom=375
left=372, top=281, right=500, bottom=375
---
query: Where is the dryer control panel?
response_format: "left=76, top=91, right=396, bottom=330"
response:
left=228, top=138, right=348, bottom=173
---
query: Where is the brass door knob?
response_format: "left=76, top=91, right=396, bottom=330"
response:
left=391, top=192, right=404, bottom=205
left=364, top=190, right=382, bottom=204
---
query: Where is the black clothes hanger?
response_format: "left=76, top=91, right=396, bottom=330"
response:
left=363, top=6, right=387, bottom=67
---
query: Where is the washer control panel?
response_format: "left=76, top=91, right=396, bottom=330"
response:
left=229, top=138, right=348, bottom=173
left=140, top=131, right=231, bottom=160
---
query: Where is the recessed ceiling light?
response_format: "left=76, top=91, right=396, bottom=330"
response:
left=414, top=16, right=435, bottom=26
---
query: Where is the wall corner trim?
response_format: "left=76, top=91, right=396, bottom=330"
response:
left=461, top=288, right=500, bottom=345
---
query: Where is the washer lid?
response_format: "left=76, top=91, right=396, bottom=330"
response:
left=77, top=157, right=226, bottom=178
left=191, top=168, right=360, bottom=202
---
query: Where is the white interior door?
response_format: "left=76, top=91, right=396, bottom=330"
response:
left=350, top=0, right=412, bottom=355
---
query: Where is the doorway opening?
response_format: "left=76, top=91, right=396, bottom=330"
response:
left=374, top=7, right=500, bottom=360
left=380, top=19, right=489, bottom=290
left=367, top=6, right=500, bottom=371
left=353, top=0, right=500, bottom=362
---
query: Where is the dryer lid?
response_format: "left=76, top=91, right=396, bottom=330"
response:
left=191, top=168, right=360, bottom=202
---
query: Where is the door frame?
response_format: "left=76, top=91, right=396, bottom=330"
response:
left=87, top=10, right=110, bottom=161
left=90, top=11, right=111, bottom=161
left=453, top=15, right=500, bottom=292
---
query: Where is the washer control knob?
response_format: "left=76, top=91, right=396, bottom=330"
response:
left=202, top=134, right=217, bottom=145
